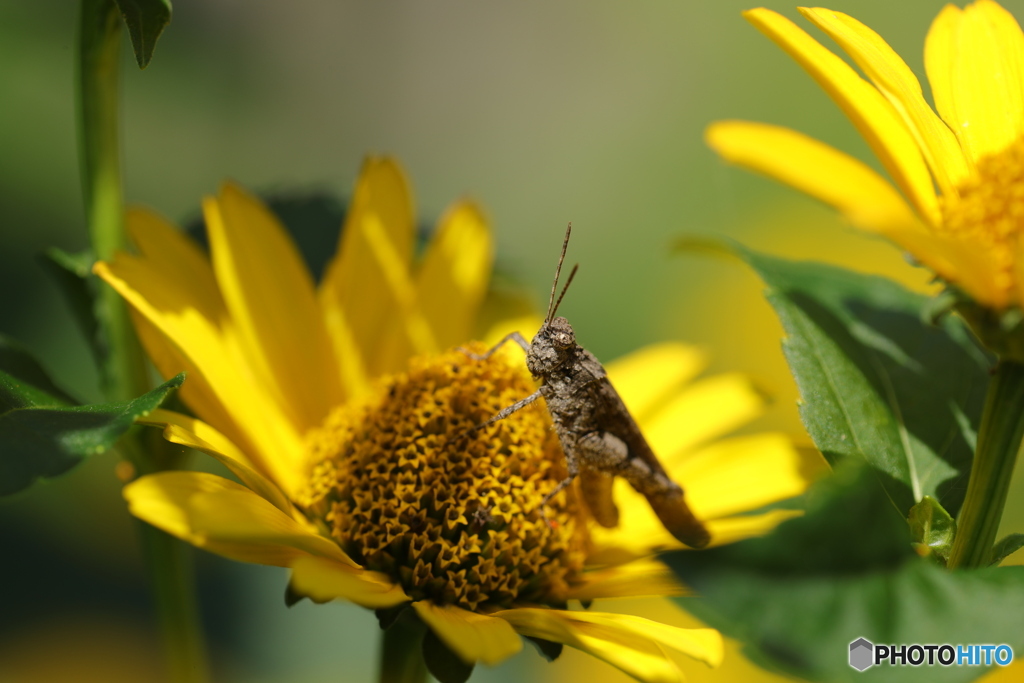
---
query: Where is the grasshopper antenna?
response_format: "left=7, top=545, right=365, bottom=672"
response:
left=546, top=223, right=573, bottom=323
left=549, top=263, right=578, bottom=320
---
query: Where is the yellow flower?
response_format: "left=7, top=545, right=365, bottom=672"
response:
left=707, top=1, right=1024, bottom=311
left=94, top=158, right=816, bottom=682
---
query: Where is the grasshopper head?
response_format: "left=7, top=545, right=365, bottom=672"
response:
left=527, top=316, right=577, bottom=377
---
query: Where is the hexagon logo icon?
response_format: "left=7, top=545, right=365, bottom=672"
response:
left=849, top=638, right=874, bottom=671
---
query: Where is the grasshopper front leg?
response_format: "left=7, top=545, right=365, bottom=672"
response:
left=458, top=331, right=531, bottom=361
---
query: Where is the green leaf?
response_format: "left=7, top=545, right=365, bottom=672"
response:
left=908, top=496, right=956, bottom=564
left=0, top=373, right=184, bottom=495
left=114, top=0, right=172, bottom=69
left=707, top=242, right=990, bottom=517
left=663, top=465, right=1024, bottom=683
left=0, top=335, right=76, bottom=411
left=422, top=629, right=474, bottom=683
left=990, top=533, right=1024, bottom=567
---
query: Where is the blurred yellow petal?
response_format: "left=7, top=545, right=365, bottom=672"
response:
left=495, top=608, right=722, bottom=683
left=606, top=342, right=708, bottom=422
left=643, top=372, right=764, bottom=462
left=799, top=7, right=970, bottom=193
left=672, top=433, right=819, bottom=520
left=126, top=207, right=225, bottom=319
left=412, top=602, right=522, bottom=666
left=137, top=409, right=295, bottom=517
left=743, top=8, right=939, bottom=224
left=926, top=1, right=1024, bottom=163
left=706, top=121, right=924, bottom=235
left=418, top=201, right=494, bottom=349
left=705, top=509, right=804, bottom=547
left=320, top=157, right=430, bottom=390
left=290, top=556, right=410, bottom=609
left=567, top=558, right=689, bottom=602
left=94, top=258, right=306, bottom=496
left=124, top=471, right=353, bottom=567
left=205, top=182, right=342, bottom=431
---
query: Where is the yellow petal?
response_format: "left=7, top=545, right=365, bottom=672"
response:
left=137, top=409, right=295, bottom=517
left=129, top=308, right=258, bottom=463
left=672, top=433, right=818, bottom=520
left=704, top=509, right=804, bottom=547
left=643, top=372, right=765, bottom=462
left=290, top=556, right=409, bottom=609
left=567, top=558, right=689, bottom=602
left=926, top=0, right=1024, bottom=163
left=799, top=7, right=970, bottom=193
left=706, top=121, right=924, bottom=235
left=124, top=471, right=353, bottom=567
left=416, top=201, right=494, bottom=350
left=126, top=208, right=225, bottom=320
left=412, top=602, right=522, bottom=667
left=94, top=258, right=306, bottom=496
left=319, top=157, right=424, bottom=391
left=205, top=183, right=342, bottom=431
left=744, top=8, right=939, bottom=225
left=606, top=343, right=708, bottom=422
left=494, top=608, right=722, bottom=683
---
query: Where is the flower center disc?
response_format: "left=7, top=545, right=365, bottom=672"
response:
left=301, top=344, right=589, bottom=611
left=941, top=137, right=1024, bottom=293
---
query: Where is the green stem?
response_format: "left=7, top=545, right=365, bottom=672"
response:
left=948, top=360, right=1024, bottom=569
left=378, top=615, right=428, bottom=683
left=78, top=0, right=148, bottom=402
left=78, top=2, right=209, bottom=681
left=139, top=521, right=210, bottom=683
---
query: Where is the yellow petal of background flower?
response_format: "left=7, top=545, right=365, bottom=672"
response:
left=671, top=433, right=820, bottom=520
left=642, top=372, right=764, bottom=462
left=567, top=558, right=689, bottom=602
left=124, top=472, right=353, bottom=567
left=494, top=608, right=722, bottom=683
left=290, top=556, right=410, bottom=609
left=319, top=157, right=427, bottom=391
left=94, top=258, right=306, bottom=496
left=412, top=602, right=522, bottom=667
left=706, top=120, right=923, bottom=235
left=205, top=182, right=342, bottom=432
left=926, top=0, right=1024, bottom=163
left=799, top=7, right=970, bottom=193
left=744, top=8, right=939, bottom=225
left=606, top=342, right=707, bottom=422
left=137, top=409, right=295, bottom=517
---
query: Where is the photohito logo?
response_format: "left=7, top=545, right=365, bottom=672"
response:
left=849, top=638, right=1014, bottom=671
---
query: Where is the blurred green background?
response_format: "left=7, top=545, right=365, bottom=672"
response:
left=3, top=1, right=1024, bottom=681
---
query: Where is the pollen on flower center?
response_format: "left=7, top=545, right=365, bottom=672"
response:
left=940, top=136, right=1024, bottom=294
left=299, top=344, right=589, bottom=612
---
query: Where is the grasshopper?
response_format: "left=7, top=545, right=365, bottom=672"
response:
left=464, top=224, right=710, bottom=548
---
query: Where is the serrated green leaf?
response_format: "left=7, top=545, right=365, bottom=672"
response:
left=908, top=496, right=956, bottom=563
left=718, top=242, right=990, bottom=517
left=990, top=533, right=1024, bottom=567
left=0, top=335, right=76, bottom=410
left=114, top=0, right=172, bottom=69
left=0, top=373, right=184, bottom=495
left=663, top=466, right=1024, bottom=683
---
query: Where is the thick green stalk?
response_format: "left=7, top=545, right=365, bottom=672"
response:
left=78, top=2, right=209, bottom=681
left=379, top=616, right=428, bottom=683
left=948, top=361, right=1024, bottom=569
left=78, top=0, right=148, bottom=401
